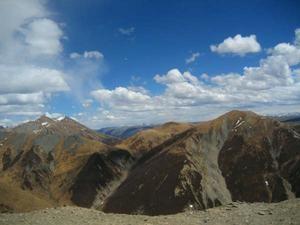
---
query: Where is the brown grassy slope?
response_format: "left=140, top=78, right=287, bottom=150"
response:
left=116, top=122, right=193, bottom=157
left=0, top=178, right=55, bottom=213
left=0, top=117, right=132, bottom=212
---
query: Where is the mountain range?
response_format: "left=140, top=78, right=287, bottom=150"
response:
left=0, top=110, right=299, bottom=215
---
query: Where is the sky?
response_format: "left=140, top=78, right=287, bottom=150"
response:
left=0, top=0, right=300, bottom=128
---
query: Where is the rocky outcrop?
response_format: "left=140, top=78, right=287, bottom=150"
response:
left=20, top=145, right=54, bottom=191
left=2, top=148, right=12, bottom=171
left=70, top=150, right=134, bottom=207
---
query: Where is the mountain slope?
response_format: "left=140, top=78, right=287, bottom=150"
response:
left=116, top=122, right=194, bottom=157
left=1, top=111, right=299, bottom=215
left=102, top=111, right=300, bottom=215
left=0, top=116, right=133, bottom=212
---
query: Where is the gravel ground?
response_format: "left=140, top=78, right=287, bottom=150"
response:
left=0, top=199, right=299, bottom=225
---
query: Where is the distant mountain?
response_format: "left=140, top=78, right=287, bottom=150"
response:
left=11, top=115, right=118, bottom=144
left=98, top=125, right=154, bottom=139
left=270, top=113, right=300, bottom=124
left=271, top=113, right=300, bottom=132
left=0, top=116, right=133, bottom=212
left=102, top=111, right=300, bottom=215
left=282, top=117, right=300, bottom=123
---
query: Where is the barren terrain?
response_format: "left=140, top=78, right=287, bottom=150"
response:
left=1, top=199, right=299, bottom=225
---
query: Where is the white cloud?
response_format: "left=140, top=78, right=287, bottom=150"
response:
left=83, top=51, right=103, bottom=59
left=89, top=29, right=300, bottom=128
left=82, top=99, right=93, bottom=108
left=210, top=34, right=261, bottom=56
left=0, top=92, right=45, bottom=105
left=0, top=0, right=69, bottom=120
left=70, top=51, right=104, bottom=60
left=0, top=0, right=46, bottom=54
left=23, top=18, right=63, bottom=56
left=91, top=87, right=151, bottom=108
left=118, top=27, right=135, bottom=36
left=154, top=69, right=186, bottom=84
left=0, top=65, right=69, bottom=94
left=45, top=112, right=63, bottom=119
left=69, top=52, right=81, bottom=59
left=127, top=86, right=149, bottom=95
left=268, top=43, right=300, bottom=66
left=211, top=32, right=300, bottom=91
left=0, top=0, right=108, bottom=126
left=186, top=52, right=200, bottom=64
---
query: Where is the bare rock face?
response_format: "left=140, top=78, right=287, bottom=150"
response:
left=70, top=150, right=134, bottom=208
left=20, top=145, right=54, bottom=191
left=218, top=117, right=300, bottom=203
left=103, top=111, right=300, bottom=215
left=2, top=148, right=12, bottom=171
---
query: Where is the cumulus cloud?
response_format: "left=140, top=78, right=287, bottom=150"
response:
left=210, top=34, right=261, bottom=56
left=212, top=30, right=300, bottom=92
left=0, top=104, right=44, bottom=117
left=0, top=0, right=45, bottom=53
left=91, top=87, right=151, bottom=108
left=23, top=18, right=63, bottom=56
left=0, top=93, right=45, bottom=105
left=154, top=69, right=186, bottom=84
left=0, top=65, right=69, bottom=94
left=0, top=0, right=69, bottom=121
left=118, top=27, right=135, bottom=36
left=268, top=43, right=300, bottom=66
left=186, top=52, right=200, bottom=64
left=89, top=29, right=300, bottom=127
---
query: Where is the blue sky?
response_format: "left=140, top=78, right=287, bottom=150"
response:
left=0, top=0, right=300, bottom=128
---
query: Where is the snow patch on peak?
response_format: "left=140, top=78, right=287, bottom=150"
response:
left=41, top=122, right=48, bottom=126
left=70, top=116, right=78, bottom=121
left=56, top=116, right=66, bottom=121
left=234, top=117, right=245, bottom=129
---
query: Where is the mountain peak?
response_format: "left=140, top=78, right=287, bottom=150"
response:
left=223, top=110, right=258, bottom=118
left=36, top=115, right=53, bottom=123
left=55, top=116, right=66, bottom=122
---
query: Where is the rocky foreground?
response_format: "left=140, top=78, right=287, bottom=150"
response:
left=0, top=199, right=299, bottom=225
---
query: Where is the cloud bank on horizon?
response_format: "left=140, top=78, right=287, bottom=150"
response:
left=0, top=0, right=300, bottom=128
